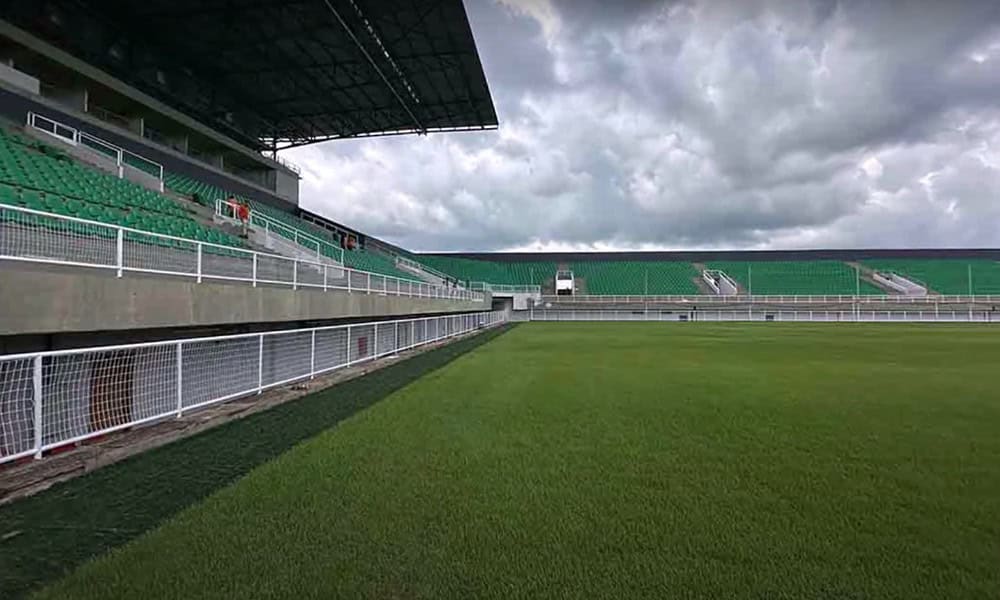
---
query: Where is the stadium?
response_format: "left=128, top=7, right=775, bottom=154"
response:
left=1, top=1, right=998, bottom=598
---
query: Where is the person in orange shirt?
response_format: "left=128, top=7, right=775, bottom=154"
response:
left=237, top=200, right=250, bottom=238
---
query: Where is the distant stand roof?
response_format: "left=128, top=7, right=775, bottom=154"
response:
left=6, top=0, right=498, bottom=149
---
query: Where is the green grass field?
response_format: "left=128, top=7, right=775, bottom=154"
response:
left=34, top=323, right=1000, bottom=599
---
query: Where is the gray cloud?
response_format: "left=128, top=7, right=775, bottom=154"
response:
left=285, top=0, right=1000, bottom=251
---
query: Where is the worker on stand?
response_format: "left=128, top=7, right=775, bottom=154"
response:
left=236, top=198, right=251, bottom=238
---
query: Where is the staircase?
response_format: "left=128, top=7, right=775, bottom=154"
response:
left=394, top=255, right=450, bottom=285
left=215, top=200, right=343, bottom=266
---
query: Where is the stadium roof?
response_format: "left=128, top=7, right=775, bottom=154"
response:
left=4, top=0, right=498, bottom=149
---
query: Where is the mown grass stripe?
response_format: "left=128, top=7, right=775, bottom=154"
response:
left=34, top=322, right=1000, bottom=600
left=0, top=324, right=515, bottom=599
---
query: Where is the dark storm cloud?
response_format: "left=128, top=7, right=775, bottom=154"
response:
left=286, top=0, right=1000, bottom=251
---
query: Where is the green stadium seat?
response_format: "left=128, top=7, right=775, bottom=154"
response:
left=0, top=125, right=248, bottom=250
left=414, top=256, right=556, bottom=287
left=705, top=261, right=881, bottom=295
left=569, top=261, right=699, bottom=295
left=863, top=259, right=1000, bottom=295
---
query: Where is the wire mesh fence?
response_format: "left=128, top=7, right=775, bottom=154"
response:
left=0, top=310, right=506, bottom=465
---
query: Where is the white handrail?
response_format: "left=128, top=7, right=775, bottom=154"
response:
left=536, top=294, right=1000, bottom=303
left=0, top=203, right=484, bottom=302
left=396, top=255, right=456, bottom=283
left=26, top=112, right=165, bottom=187
left=216, top=199, right=344, bottom=265
left=527, top=308, right=998, bottom=323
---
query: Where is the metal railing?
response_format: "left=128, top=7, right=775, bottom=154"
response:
left=527, top=309, right=1000, bottom=323
left=27, top=112, right=165, bottom=189
left=269, top=153, right=302, bottom=175
left=395, top=255, right=453, bottom=282
left=215, top=199, right=345, bottom=265
left=0, top=310, right=507, bottom=465
left=538, top=294, right=1000, bottom=304
left=0, top=204, right=484, bottom=302
left=470, top=281, right=542, bottom=294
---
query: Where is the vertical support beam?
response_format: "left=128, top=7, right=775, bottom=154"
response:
left=127, top=115, right=144, bottom=137
left=257, top=335, right=264, bottom=394
left=196, top=243, right=203, bottom=283
left=116, top=228, right=124, bottom=277
left=346, top=325, right=353, bottom=364
left=252, top=254, right=258, bottom=287
left=310, top=330, right=316, bottom=379
left=33, top=355, right=42, bottom=459
left=968, top=264, right=974, bottom=320
left=293, top=259, right=298, bottom=290
left=176, top=343, right=184, bottom=417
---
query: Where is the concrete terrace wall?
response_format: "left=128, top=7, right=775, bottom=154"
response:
left=0, top=265, right=486, bottom=337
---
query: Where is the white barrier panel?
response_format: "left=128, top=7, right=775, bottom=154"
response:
left=537, top=294, right=1000, bottom=305
left=470, top=281, right=542, bottom=294
left=528, top=309, right=999, bottom=323
left=0, top=204, right=483, bottom=302
left=0, top=310, right=507, bottom=465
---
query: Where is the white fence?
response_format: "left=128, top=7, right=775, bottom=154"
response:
left=27, top=112, right=165, bottom=190
left=471, top=282, right=542, bottom=294
left=539, top=294, right=1000, bottom=304
left=216, top=199, right=345, bottom=265
left=0, top=310, right=506, bottom=465
left=0, top=204, right=484, bottom=301
left=526, top=309, right=1000, bottom=323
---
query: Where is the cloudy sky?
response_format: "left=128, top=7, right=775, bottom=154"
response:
left=285, top=0, right=1000, bottom=252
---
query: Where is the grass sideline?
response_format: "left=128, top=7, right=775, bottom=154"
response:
left=37, top=322, right=1000, bottom=599
left=0, top=323, right=515, bottom=599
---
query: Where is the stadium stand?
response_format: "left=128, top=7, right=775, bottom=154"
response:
left=163, top=172, right=221, bottom=207
left=166, top=173, right=326, bottom=239
left=417, top=255, right=556, bottom=286
left=165, top=168, right=422, bottom=282
left=0, top=126, right=244, bottom=247
left=570, top=261, right=699, bottom=295
left=863, top=259, right=1000, bottom=295
left=343, top=248, right=421, bottom=282
left=705, top=261, right=882, bottom=295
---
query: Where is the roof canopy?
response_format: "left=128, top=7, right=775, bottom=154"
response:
left=6, top=0, right=498, bottom=149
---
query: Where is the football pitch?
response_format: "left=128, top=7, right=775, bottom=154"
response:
left=32, top=323, right=1000, bottom=598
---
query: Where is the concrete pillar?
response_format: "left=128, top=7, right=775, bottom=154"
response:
left=168, top=133, right=189, bottom=154
left=50, top=85, right=88, bottom=112
left=127, top=115, right=144, bottom=137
